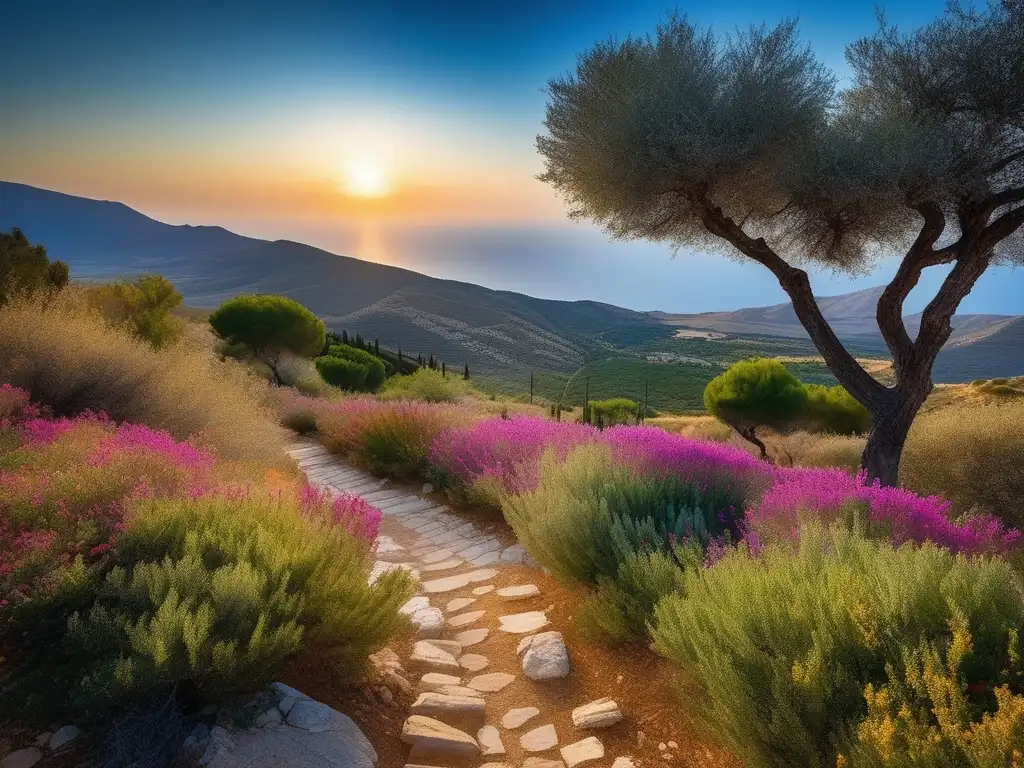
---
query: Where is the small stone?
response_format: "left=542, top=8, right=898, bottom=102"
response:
left=561, top=737, right=604, bottom=768
left=422, top=482, right=435, bottom=494
left=33, top=733, right=51, bottom=748
left=410, top=692, right=486, bottom=722
left=499, top=544, right=527, bottom=564
left=522, top=631, right=570, bottom=681
left=420, top=672, right=462, bottom=691
left=496, top=584, right=540, bottom=601
left=467, top=672, right=516, bottom=692
left=477, top=725, right=506, bottom=755
left=0, top=749, right=42, bottom=768
left=612, top=758, right=636, bottom=768
left=571, top=698, right=623, bottom=729
left=49, top=725, right=82, bottom=751
left=616, top=675, right=623, bottom=684
left=499, top=611, right=549, bottom=634
left=472, top=585, right=495, bottom=596
left=659, top=742, right=667, bottom=751
left=668, top=740, right=678, bottom=749
left=521, top=724, right=559, bottom=752
left=401, top=715, right=479, bottom=758
left=501, top=706, right=540, bottom=729
left=383, top=670, right=414, bottom=696
left=662, top=754, right=674, bottom=762
left=459, top=653, right=488, bottom=672
left=446, top=598, right=476, bottom=613
left=252, top=707, right=283, bottom=728
left=448, top=610, right=486, bottom=628
left=454, top=628, right=489, bottom=647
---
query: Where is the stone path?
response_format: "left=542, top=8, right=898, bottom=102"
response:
left=288, top=440, right=630, bottom=768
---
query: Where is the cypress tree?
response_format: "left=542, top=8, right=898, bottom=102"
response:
left=374, top=339, right=380, bottom=356
left=441, top=361, right=446, bottom=378
left=342, top=330, right=349, bottom=344
left=463, top=363, right=470, bottom=380
left=529, top=372, right=534, bottom=404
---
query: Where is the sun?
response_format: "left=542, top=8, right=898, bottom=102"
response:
left=343, top=159, right=391, bottom=198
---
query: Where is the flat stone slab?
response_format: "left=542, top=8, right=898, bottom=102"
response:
left=477, top=725, right=506, bottom=756
left=422, top=559, right=464, bottom=572
left=522, top=760, right=566, bottom=768
left=1, top=748, right=42, bottom=768
left=611, top=758, right=635, bottom=768
left=410, top=640, right=462, bottom=670
left=496, top=584, right=540, bottom=601
left=422, top=574, right=472, bottom=594
left=435, top=684, right=484, bottom=698
left=467, top=672, right=516, bottom=692
left=521, top=724, right=559, bottom=752
left=401, top=716, right=479, bottom=759
left=459, top=653, right=488, bottom=672
left=410, top=692, right=486, bottom=722
left=464, top=568, right=499, bottom=583
left=420, top=673, right=461, bottom=691
left=446, top=597, right=476, bottom=613
left=499, top=611, right=550, bottom=634
left=453, top=628, right=489, bottom=647
left=501, top=706, right=540, bottom=730
left=561, top=737, right=604, bottom=767
left=571, top=698, right=623, bottom=729
left=521, top=632, right=570, bottom=681
left=470, top=551, right=501, bottom=566
left=448, top=610, right=486, bottom=628
left=472, top=585, right=495, bottom=596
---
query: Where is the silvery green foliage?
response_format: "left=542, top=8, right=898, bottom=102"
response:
left=538, top=2, right=1024, bottom=271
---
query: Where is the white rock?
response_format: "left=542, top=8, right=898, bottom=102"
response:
left=410, top=692, right=486, bottom=722
left=410, top=640, right=463, bottom=670
left=459, top=653, right=488, bottom=672
left=521, top=724, right=559, bottom=752
left=49, top=726, right=82, bottom=751
left=501, top=706, right=540, bottom=729
left=0, top=749, right=42, bottom=768
left=253, top=707, right=283, bottom=728
left=401, top=716, right=479, bottom=759
left=499, top=611, right=549, bottom=634
left=467, top=672, right=516, bottom=692
left=522, top=631, right=570, bottom=681
left=400, top=596, right=431, bottom=615
left=571, top=698, right=622, bottom=729
left=199, top=727, right=235, bottom=766
left=496, top=584, right=540, bottom=601
left=420, top=672, right=462, bottom=691
left=422, top=482, right=435, bottom=494
left=561, top=737, right=604, bottom=768
left=499, top=544, right=527, bottom=564
left=448, top=610, right=485, bottom=628
left=412, top=607, right=445, bottom=639
left=478, top=725, right=506, bottom=755
left=454, top=628, right=489, bottom=647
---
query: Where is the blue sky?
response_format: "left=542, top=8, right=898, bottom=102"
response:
left=2, top=0, right=1020, bottom=314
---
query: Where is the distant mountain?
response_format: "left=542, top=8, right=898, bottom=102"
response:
left=655, top=286, right=1024, bottom=382
left=0, top=181, right=657, bottom=375
left=3, top=181, right=1020, bottom=384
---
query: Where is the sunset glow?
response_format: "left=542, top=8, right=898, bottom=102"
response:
left=342, top=159, right=391, bottom=198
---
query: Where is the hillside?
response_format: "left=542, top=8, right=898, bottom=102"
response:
left=0, top=181, right=657, bottom=375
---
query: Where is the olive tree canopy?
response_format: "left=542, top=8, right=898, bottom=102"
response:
left=538, top=1, right=1024, bottom=484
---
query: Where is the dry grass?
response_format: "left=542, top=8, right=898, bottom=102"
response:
left=770, top=430, right=865, bottom=472
left=0, top=293, right=286, bottom=463
left=647, top=414, right=736, bottom=443
left=901, top=402, right=1024, bottom=528
left=921, top=377, right=1024, bottom=413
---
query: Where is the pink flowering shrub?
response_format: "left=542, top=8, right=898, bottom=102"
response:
left=317, top=397, right=475, bottom=479
left=298, top=483, right=381, bottom=544
left=0, top=383, right=41, bottom=426
left=429, top=416, right=601, bottom=504
left=749, top=467, right=1021, bottom=556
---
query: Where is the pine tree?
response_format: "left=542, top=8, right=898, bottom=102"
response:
left=463, top=363, right=470, bottom=380
left=342, top=330, right=349, bottom=344
left=529, top=372, right=534, bottom=404
left=374, top=339, right=379, bottom=356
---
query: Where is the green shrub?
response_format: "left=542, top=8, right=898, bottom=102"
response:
left=85, top=274, right=185, bottom=348
left=504, top=445, right=737, bottom=639
left=652, top=525, right=1024, bottom=768
left=208, top=294, right=325, bottom=385
left=589, top=397, right=638, bottom=427
left=804, top=383, right=871, bottom=435
left=901, top=403, right=1024, bottom=529
left=0, top=294, right=283, bottom=463
left=325, top=344, right=386, bottom=391
left=0, top=228, right=69, bottom=303
left=379, top=368, right=469, bottom=403
left=4, top=496, right=413, bottom=721
left=704, top=358, right=809, bottom=456
left=316, top=355, right=369, bottom=391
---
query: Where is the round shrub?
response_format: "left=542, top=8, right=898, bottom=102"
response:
left=316, top=355, right=369, bottom=391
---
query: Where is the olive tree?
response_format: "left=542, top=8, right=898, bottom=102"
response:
left=538, top=2, right=1024, bottom=484
left=208, top=294, right=325, bottom=384
left=0, top=228, right=70, bottom=303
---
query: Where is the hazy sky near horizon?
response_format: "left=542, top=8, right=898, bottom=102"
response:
left=5, top=0, right=1021, bottom=314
